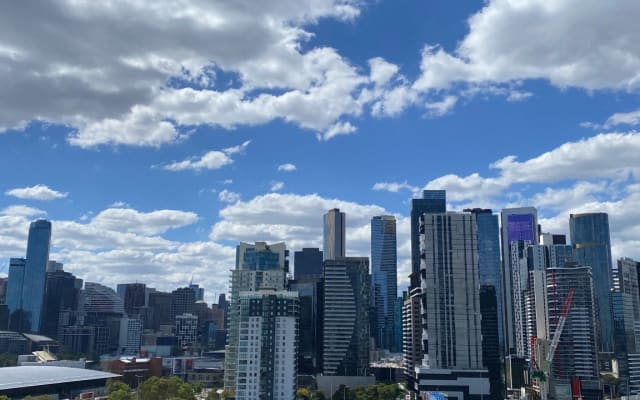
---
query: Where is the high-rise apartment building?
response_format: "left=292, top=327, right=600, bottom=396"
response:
left=175, top=313, right=198, bottom=347
left=6, top=220, right=52, bottom=333
left=294, top=248, right=323, bottom=281
left=402, top=287, right=422, bottom=385
left=371, top=215, right=397, bottom=351
left=322, top=257, right=370, bottom=376
left=224, top=242, right=289, bottom=394
left=235, top=290, right=299, bottom=400
left=414, top=211, right=489, bottom=399
left=546, top=264, right=599, bottom=399
left=323, top=209, right=345, bottom=260
left=570, top=212, right=614, bottom=355
left=613, top=257, right=640, bottom=395
left=501, top=208, right=538, bottom=356
left=410, top=190, right=446, bottom=284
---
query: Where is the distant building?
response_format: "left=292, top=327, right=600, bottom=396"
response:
left=402, top=287, right=422, bottom=384
left=189, top=283, right=205, bottom=302
left=500, top=207, right=538, bottom=356
left=117, top=283, right=146, bottom=317
left=171, top=287, right=196, bottom=322
left=41, top=269, right=82, bottom=339
left=322, top=257, right=370, bottom=376
left=148, top=291, right=172, bottom=331
left=119, top=317, right=143, bottom=355
left=176, top=313, right=198, bottom=347
left=234, top=290, right=298, bottom=400
left=108, top=357, right=162, bottom=388
left=371, top=215, right=397, bottom=351
left=409, top=190, right=446, bottom=284
left=289, top=278, right=322, bottom=375
left=570, top=212, right=614, bottom=356
left=294, top=247, right=323, bottom=281
left=323, top=209, right=345, bottom=260
left=6, top=220, right=52, bottom=333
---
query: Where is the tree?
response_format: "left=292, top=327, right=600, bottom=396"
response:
left=0, top=395, right=10, bottom=400
left=297, top=387, right=311, bottom=399
left=24, top=396, right=52, bottom=400
left=137, top=376, right=197, bottom=400
left=107, top=380, right=133, bottom=400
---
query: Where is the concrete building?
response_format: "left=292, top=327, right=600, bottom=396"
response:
left=119, top=317, right=143, bottom=355
left=409, top=190, right=446, bottom=284
left=402, top=287, right=422, bottom=385
left=323, top=208, right=346, bottom=261
left=224, top=242, right=289, bottom=393
left=176, top=313, right=198, bottom=347
left=414, top=211, right=489, bottom=400
left=234, top=290, right=299, bottom=400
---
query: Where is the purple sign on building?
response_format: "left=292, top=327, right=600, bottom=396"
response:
left=507, top=214, right=535, bottom=243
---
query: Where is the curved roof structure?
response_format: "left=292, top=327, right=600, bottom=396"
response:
left=0, top=366, right=120, bottom=391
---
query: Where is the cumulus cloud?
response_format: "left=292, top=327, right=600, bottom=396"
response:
left=277, top=163, right=297, bottom=172
left=218, top=189, right=241, bottom=203
left=322, top=121, right=357, bottom=140
left=5, top=184, right=68, bottom=200
left=583, top=109, right=640, bottom=130
left=162, top=140, right=250, bottom=171
left=0, top=205, right=47, bottom=217
left=270, top=181, right=285, bottom=192
left=372, top=181, right=419, bottom=194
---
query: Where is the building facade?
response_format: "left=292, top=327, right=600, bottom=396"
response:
left=409, top=190, right=446, bottom=284
left=175, top=313, right=198, bottom=347
left=234, top=290, right=298, bottom=400
left=371, top=215, right=397, bottom=351
left=322, top=257, right=370, bottom=376
left=294, top=248, right=323, bottom=281
left=323, top=209, right=345, bottom=261
left=570, top=212, right=614, bottom=356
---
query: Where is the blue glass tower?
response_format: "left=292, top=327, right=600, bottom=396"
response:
left=570, top=212, right=614, bottom=354
left=410, top=190, right=446, bottom=285
left=7, top=220, right=51, bottom=332
left=467, top=209, right=504, bottom=352
left=371, top=215, right=397, bottom=350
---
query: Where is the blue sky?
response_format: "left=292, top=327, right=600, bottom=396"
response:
left=1, top=0, right=639, bottom=300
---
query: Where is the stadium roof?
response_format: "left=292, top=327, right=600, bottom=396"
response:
left=0, top=366, right=120, bottom=391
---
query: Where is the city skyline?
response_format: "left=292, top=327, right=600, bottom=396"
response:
left=1, top=1, right=640, bottom=302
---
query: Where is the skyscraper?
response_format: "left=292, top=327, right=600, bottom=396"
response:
left=322, top=257, right=370, bottom=376
left=371, top=215, right=397, bottom=351
left=570, top=212, right=614, bottom=355
left=323, top=209, right=345, bottom=260
left=120, top=283, right=146, bottom=317
left=414, top=211, right=489, bottom=399
left=294, top=247, right=323, bottom=281
left=6, top=220, right=52, bottom=333
left=501, top=207, right=538, bottom=356
left=224, top=242, right=289, bottom=394
left=410, top=190, right=446, bottom=283
left=467, top=208, right=503, bottom=351
left=171, top=287, right=196, bottom=322
left=288, top=278, right=322, bottom=375
left=41, top=268, right=82, bottom=339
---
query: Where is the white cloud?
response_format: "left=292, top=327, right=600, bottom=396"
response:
left=0, top=1, right=380, bottom=146
left=90, top=208, right=199, bottom=236
left=425, top=96, right=458, bottom=117
left=322, top=121, right=357, bottom=140
left=162, top=140, right=250, bottom=171
left=278, top=163, right=297, bottom=172
left=223, top=179, right=233, bottom=185
left=270, top=181, right=285, bottom=192
left=368, top=57, right=399, bottom=87
left=0, top=205, right=47, bottom=217
left=218, top=189, right=241, bottom=203
left=109, top=201, right=129, bottom=208
left=5, top=184, right=68, bottom=200
left=372, top=181, right=418, bottom=194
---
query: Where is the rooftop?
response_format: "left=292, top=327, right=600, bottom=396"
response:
left=0, top=366, right=120, bottom=391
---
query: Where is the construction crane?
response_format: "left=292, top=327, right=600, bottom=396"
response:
left=532, top=287, right=576, bottom=400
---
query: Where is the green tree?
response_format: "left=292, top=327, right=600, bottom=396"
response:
left=297, top=387, right=311, bottom=399
left=107, top=380, right=133, bottom=400
left=24, top=396, right=52, bottom=400
left=137, top=376, right=197, bottom=400
left=0, top=395, right=10, bottom=400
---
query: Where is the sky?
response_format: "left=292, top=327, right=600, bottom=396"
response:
left=1, top=0, right=639, bottom=302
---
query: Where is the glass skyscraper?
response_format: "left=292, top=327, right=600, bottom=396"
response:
left=570, top=212, right=614, bottom=354
left=6, top=219, right=51, bottom=333
left=323, top=209, right=345, bottom=261
left=371, top=215, right=397, bottom=351
left=410, top=190, right=446, bottom=284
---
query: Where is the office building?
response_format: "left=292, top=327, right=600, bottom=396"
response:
left=323, top=209, right=345, bottom=260
left=480, top=285, right=503, bottom=400
left=501, top=207, right=538, bottom=356
left=294, top=248, right=323, bottom=281
left=322, top=257, right=370, bottom=376
left=402, top=287, right=422, bottom=384
left=176, top=313, right=198, bottom=347
left=410, top=190, right=446, bottom=284
left=117, top=283, right=146, bottom=317
left=371, top=215, right=397, bottom=351
left=189, top=283, right=205, bottom=302
left=6, top=220, right=52, bottom=333
left=41, top=269, right=82, bottom=339
left=148, top=291, right=172, bottom=330
left=119, top=317, right=143, bottom=355
left=289, top=278, right=322, bottom=375
left=171, top=287, right=196, bottom=322
left=466, top=208, right=504, bottom=352
left=414, top=211, right=489, bottom=399
left=224, top=242, right=289, bottom=393
left=234, top=290, right=299, bottom=400
left=570, top=212, right=614, bottom=356
left=613, top=257, right=640, bottom=395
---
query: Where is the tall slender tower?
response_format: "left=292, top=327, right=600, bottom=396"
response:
left=410, top=190, right=446, bottom=285
left=323, top=209, right=345, bottom=261
left=6, top=219, right=51, bottom=333
left=371, top=215, right=397, bottom=351
left=570, top=212, right=614, bottom=357
left=500, top=207, right=538, bottom=356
